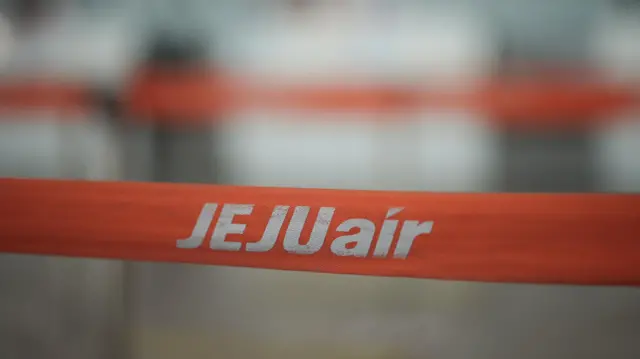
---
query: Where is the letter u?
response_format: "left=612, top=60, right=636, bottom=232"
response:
left=283, top=206, right=335, bottom=255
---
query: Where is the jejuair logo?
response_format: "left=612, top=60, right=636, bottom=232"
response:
left=176, top=204, right=434, bottom=259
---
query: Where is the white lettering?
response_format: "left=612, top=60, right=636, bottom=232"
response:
left=176, top=203, right=218, bottom=249
left=331, top=219, right=376, bottom=257
left=284, top=206, right=335, bottom=254
left=210, top=204, right=254, bottom=251
left=177, top=203, right=433, bottom=259
left=246, top=205, right=289, bottom=252
left=394, top=220, right=434, bottom=259
left=373, top=207, right=403, bottom=257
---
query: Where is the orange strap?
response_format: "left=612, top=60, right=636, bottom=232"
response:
left=127, top=69, right=639, bottom=126
left=1, top=178, right=639, bottom=286
left=0, top=82, right=91, bottom=116
left=0, top=75, right=637, bottom=128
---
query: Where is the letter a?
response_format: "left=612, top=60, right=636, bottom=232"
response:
left=331, top=219, right=376, bottom=257
left=176, top=203, right=218, bottom=249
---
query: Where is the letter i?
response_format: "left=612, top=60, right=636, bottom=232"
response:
left=372, top=207, right=403, bottom=257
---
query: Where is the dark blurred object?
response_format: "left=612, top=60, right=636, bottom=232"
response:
left=615, top=0, right=640, bottom=10
left=145, top=32, right=206, bottom=69
left=3, top=0, right=60, bottom=32
left=502, top=130, right=595, bottom=192
left=141, top=30, right=216, bottom=184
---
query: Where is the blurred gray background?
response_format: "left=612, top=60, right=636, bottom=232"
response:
left=0, top=1, right=639, bottom=358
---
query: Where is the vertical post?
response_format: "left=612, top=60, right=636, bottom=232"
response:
left=121, top=30, right=217, bottom=359
left=497, top=41, right=595, bottom=192
left=144, top=34, right=216, bottom=184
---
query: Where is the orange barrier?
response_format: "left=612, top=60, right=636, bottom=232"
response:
left=0, top=73, right=637, bottom=127
left=0, top=81, right=92, bottom=117
left=127, top=69, right=640, bottom=127
left=1, top=178, right=639, bottom=286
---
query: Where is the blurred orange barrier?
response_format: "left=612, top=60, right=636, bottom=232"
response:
left=1, top=178, right=639, bottom=286
left=127, top=69, right=640, bottom=127
left=0, top=73, right=637, bottom=126
left=0, top=81, right=92, bottom=117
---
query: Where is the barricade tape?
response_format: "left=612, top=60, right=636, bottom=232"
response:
left=0, top=81, right=91, bottom=116
left=126, top=71, right=640, bottom=127
left=1, top=178, right=638, bottom=286
left=0, top=74, right=637, bottom=127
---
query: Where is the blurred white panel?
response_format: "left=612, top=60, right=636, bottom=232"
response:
left=2, top=5, right=138, bottom=89
left=413, top=113, right=500, bottom=192
left=369, top=2, right=498, bottom=87
left=224, top=0, right=367, bottom=85
left=64, top=16, right=139, bottom=89
left=384, top=6, right=499, bottom=192
left=64, top=117, right=122, bottom=180
left=370, top=116, right=499, bottom=192
left=218, top=111, right=376, bottom=189
left=0, top=115, right=64, bottom=178
left=220, top=1, right=499, bottom=192
left=590, top=7, right=640, bottom=192
left=0, top=3, right=126, bottom=177
left=217, top=1, right=377, bottom=190
left=593, top=117, right=640, bottom=192
left=590, top=7, right=640, bottom=83
left=0, top=114, right=120, bottom=179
